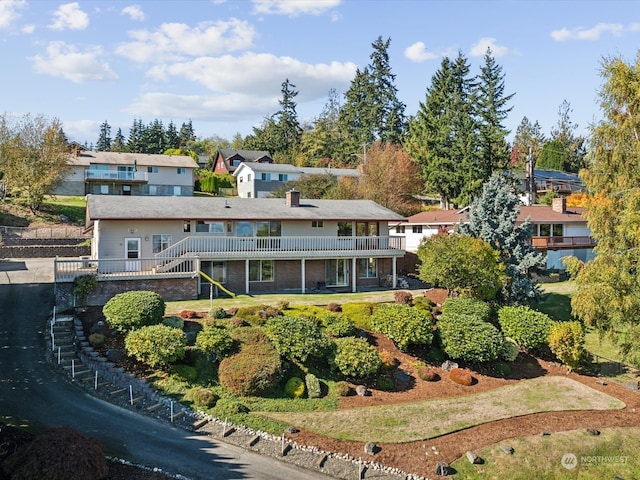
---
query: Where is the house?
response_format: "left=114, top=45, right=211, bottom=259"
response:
left=392, top=197, right=595, bottom=270
left=516, top=169, right=585, bottom=205
left=234, top=162, right=361, bottom=199
left=54, top=191, right=406, bottom=304
left=212, top=149, right=273, bottom=175
left=53, top=151, right=199, bottom=196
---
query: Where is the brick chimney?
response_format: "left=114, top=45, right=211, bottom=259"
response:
left=286, top=189, right=300, bottom=207
left=552, top=197, right=566, bottom=214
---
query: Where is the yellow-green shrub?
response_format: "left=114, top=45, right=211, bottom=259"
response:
left=548, top=321, right=585, bottom=370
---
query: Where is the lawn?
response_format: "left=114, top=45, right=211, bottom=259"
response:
left=257, top=377, right=625, bottom=443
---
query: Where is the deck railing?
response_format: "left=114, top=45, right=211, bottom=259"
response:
left=54, top=256, right=198, bottom=282
left=530, top=236, right=595, bottom=249
left=85, top=170, right=148, bottom=182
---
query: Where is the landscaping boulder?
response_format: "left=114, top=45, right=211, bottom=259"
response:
left=364, top=441, right=378, bottom=455
left=285, top=426, right=299, bottom=434
left=435, top=462, right=451, bottom=475
left=106, top=348, right=124, bottom=363
left=441, top=360, right=458, bottom=372
left=625, top=381, right=639, bottom=392
left=355, top=385, right=370, bottom=397
left=393, top=370, right=411, bottom=390
left=500, top=445, right=514, bottom=454
left=466, top=451, right=483, bottom=464
left=585, top=428, right=600, bottom=436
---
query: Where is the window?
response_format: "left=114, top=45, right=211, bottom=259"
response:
left=247, top=192, right=252, bottom=198
left=256, top=221, right=281, bottom=237
left=338, top=222, right=352, bottom=236
left=358, top=258, right=377, bottom=278
left=356, top=222, right=378, bottom=236
left=537, top=224, right=563, bottom=237
left=203, top=260, right=226, bottom=283
left=261, top=173, right=271, bottom=181
left=235, top=221, right=253, bottom=237
left=312, top=221, right=323, bottom=228
left=553, top=224, right=563, bottom=236
left=196, top=221, right=224, bottom=233
left=152, top=234, right=172, bottom=254
left=100, top=185, right=109, bottom=194
left=183, top=221, right=191, bottom=233
left=177, top=167, right=186, bottom=174
left=412, top=225, right=423, bottom=234
left=326, top=259, right=348, bottom=286
left=247, top=174, right=252, bottom=181
left=278, top=174, right=288, bottom=182
left=395, top=225, right=405, bottom=233
left=238, top=176, right=243, bottom=183
left=122, top=184, right=131, bottom=196
left=539, top=224, right=550, bottom=237
left=249, top=260, right=273, bottom=282
left=147, top=166, right=159, bottom=173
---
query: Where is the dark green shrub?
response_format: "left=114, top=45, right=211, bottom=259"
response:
left=170, top=364, right=198, bottom=382
left=497, top=305, right=553, bottom=351
left=218, top=343, right=282, bottom=396
left=102, top=290, right=165, bottom=332
left=88, top=333, right=105, bottom=348
left=195, top=327, right=233, bottom=362
left=394, top=291, right=413, bottom=305
left=305, top=373, right=322, bottom=398
left=334, top=381, right=352, bottom=397
left=264, top=315, right=331, bottom=363
left=426, top=346, right=446, bottom=364
left=441, top=297, right=492, bottom=322
left=4, top=426, right=109, bottom=480
left=438, top=313, right=504, bottom=363
left=284, top=376, right=306, bottom=398
left=209, top=307, right=227, bottom=319
left=186, top=387, right=218, bottom=408
left=494, top=362, right=511, bottom=377
left=162, top=316, right=184, bottom=329
left=449, top=367, right=473, bottom=386
left=322, top=313, right=357, bottom=338
left=330, top=337, right=381, bottom=379
left=371, top=304, right=433, bottom=351
left=501, top=337, right=520, bottom=361
left=212, top=397, right=249, bottom=417
left=73, top=274, right=97, bottom=306
left=124, top=324, right=186, bottom=368
left=376, top=376, right=395, bottom=391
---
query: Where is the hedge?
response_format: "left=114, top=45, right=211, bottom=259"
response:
left=438, top=313, right=504, bottom=363
left=102, top=290, right=165, bottom=332
left=497, top=305, right=553, bottom=351
left=371, top=304, right=433, bottom=351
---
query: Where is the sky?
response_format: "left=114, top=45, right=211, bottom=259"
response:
left=2, top=0, right=639, bottom=148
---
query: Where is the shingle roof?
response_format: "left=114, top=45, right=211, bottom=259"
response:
left=234, top=162, right=361, bottom=178
left=405, top=205, right=587, bottom=225
left=218, top=149, right=272, bottom=162
left=86, top=195, right=405, bottom=222
left=68, top=151, right=198, bottom=168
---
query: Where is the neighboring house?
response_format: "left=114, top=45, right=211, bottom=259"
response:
left=392, top=197, right=595, bottom=270
left=515, top=169, right=585, bottom=205
left=55, top=191, right=406, bottom=303
left=234, top=162, right=361, bottom=198
left=212, top=149, right=273, bottom=174
left=53, top=151, right=199, bottom=196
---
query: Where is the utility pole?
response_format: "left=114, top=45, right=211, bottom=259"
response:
left=527, top=147, right=535, bottom=205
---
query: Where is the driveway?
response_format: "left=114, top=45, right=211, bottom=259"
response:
left=0, top=258, right=335, bottom=480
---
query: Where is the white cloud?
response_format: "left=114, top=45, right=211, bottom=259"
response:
left=30, top=41, right=118, bottom=83
left=251, top=0, right=341, bottom=16
left=404, top=41, right=440, bottom=63
left=550, top=22, right=640, bottom=41
left=121, top=5, right=145, bottom=21
left=146, top=52, right=357, bottom=99
left=115, top=19, right=256, bottom=63
left=0, top=0, right=26, bottom=29
left=469, top=37, right=509, bottom=57
left=21, top=24, right=35, bottom=34
left=49, top=2, right=89, bottom=31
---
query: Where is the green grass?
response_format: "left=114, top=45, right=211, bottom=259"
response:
left=42, top=196, right=86, bottom=223
left=451, top=427, right=640, bottom=479
left=258, top=377, right=625, bottom=443
left=532, top=281, right=575, bottom=321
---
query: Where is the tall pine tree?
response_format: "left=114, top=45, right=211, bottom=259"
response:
left=96, top=121, right=111, bottom=152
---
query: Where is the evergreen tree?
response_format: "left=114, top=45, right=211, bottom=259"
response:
left=112, top=128, right=125, bottom=152
left=337, top=67, right=373, bottom=165
left=475, top=48, right=514, bottom=181
left=127, top=119, right=144, bottom=153
left=510, top=116, right=545, bottom=170
left=548, top=100, right=587, bottom=172
left=179, top=120, right=195, bottom=147
left=457, top=174, right=545, bottom=304
left=275, top=78, right=302, bottom=155
left=142, top=119, right=165, bottom=154
left=96, top=121, right=111, bottom=152
left=299, top=88, right=344, bottom=166
left=166, top=121, right=179, bottom=149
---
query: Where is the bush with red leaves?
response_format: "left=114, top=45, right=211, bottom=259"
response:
left=449, top=368, right=474, bottom=386
left=4, top=426, right=109, bottom=480
left=326, top=302, right=342, bottom=312
left=179, top=310, right=199, bottom=319
left=394, top=291, right=413, bottom=305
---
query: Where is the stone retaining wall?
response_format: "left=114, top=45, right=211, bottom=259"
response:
left=0, top=244, right=90, bottom=258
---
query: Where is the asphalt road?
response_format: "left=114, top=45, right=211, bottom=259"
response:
left=0, top=258, right=335, bottom=480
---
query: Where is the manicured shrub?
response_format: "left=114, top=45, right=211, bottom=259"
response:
left=277, top=300, right=290, bottom=310
left=195, top=327, right=233, bottom=362
left=497, top=305, right=553, bottom=351
left=88, top=333, right=105, bottom=348
left=264, top=315, right=331, bottom=363
left=235, top=305, right=281, bottom=325
left=494, top=362, right=511, bottom=377
left=229, top=317, right=247, bottom=328
left=212, top=397, right=249, bottom=417
left=438, top=313, right=504, bottom=363
left=4, top=426, right=108, bottom=480
left=341, top=302, right=375, bottom=330
left=230, top=326, right=270, bottom=345
left=322, top=313, right=357, bottom=338
left=305, top=373, right=322, bottom=399
left=413, top=296, right=434, bottom=315
left=334, top=380, right=353, bottom=397
left=284, top=376, right=306, bottom=398
left=376, top=376, right=395, bottom=391
left=394, top=290, right=413, bottom=305
left=371, top=304, right=433, bottom=351
left=170, top=364, right=198, bottom=382
left=441, top=297, right=492, bottom=323
left=103, top=290, right=165, bottom=332
left=330, top=337, right=382, bottom=379
left=218, top=343, right=282, bottom=396
left=326, top=302, right=342, bottom=312
left=124, top=324, right=186, bottom=368
left=501, top=337, right=520, bottom=362
left=209, top=307, right=227, bottom=319
left=162, top=316, right=184, bottom=329
left=186, top=387, right=218, bottom=408
left=417, top=364, right=439, bottom=382
left=426, top=346, right=446, bottom=364
left=548, top=321, right=586, bottom=370
left=449, top=368, right=473, bottom=386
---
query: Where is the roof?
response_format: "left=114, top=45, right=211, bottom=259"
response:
left=86, top=195, right=405, bottom=222
left=217, top=149, right=272, bottom=162
left=68, top=151, right=198, bottom=168
left=233, top=162, right=361, bottom=178
left=405, top=205, right=587, bottom=226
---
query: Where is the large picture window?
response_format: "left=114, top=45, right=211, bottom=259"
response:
left=326, top=259, right=348, bottom=286
left=152, top=234, right=171, bottom=254
left=338, top=222, right=352, bottom=236
left=358, top=258, right=377, bottom=278
left=249, top=260, right=274, bottom=282
left=202, top=260, right=226, bottom=283
left=196, top=221, right=224, bottom=233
